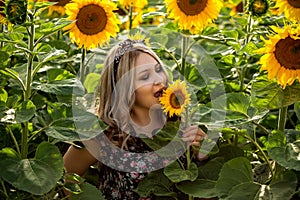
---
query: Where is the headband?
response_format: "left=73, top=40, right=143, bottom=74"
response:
left=113, top=39, right=146, bottom=80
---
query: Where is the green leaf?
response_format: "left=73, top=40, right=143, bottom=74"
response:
left=216, top=157, right=253, bottom=199
left=220, top=93, right=250, bottom=115
left=40, top=49, right=66, bottom=63
left=0, top=142, right=63, bottom=195
left=239, top=42, right=258, bottom=56
left=0, top=51, right=10, bottom=69
left=45, top=107, right=107, bottom=141
left=32, top=78, right=85, bottom=96
left=221, top=55, right=236, bottom=65
left=198, top=157, right=225, bottom=180
left=176, top=179, right=217, bottom=198
left=225, top=182, right=262, bottom=200
left=38, top=18, right=71, bottom=34
left=164, top=161, right=198, bottom=183
left=135, top=170, right=176, bottom=198
left=84, top=73, right=101, bottom=93
left=64, top=182, right=82, bottom=195
left=70, top=182, right=105, bottom=200
left=0, top=88, right=8, bottom=102
left=15, top=100, right=36, bottom=123
left=294, top=102, right=300, bottom=120
left=267, top=131, right=300, bottom=170
left=269, top=170, right=298, bottom=200
left=251, top=75, right=300, bottom=110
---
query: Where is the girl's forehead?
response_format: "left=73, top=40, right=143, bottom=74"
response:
left=135, top=52, right=157, bottom=65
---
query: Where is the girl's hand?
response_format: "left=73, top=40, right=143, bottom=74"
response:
left=182, top=125, right=209, bottom=161
left=182, top=125, right=207, bottom=146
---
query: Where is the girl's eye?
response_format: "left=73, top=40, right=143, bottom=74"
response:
left=140, top=74, right=149, bottom=80
left=155, top=64, right=163, bottom=72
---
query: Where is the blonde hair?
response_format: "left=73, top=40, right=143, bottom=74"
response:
left=96, top=41, right=167, bottom=147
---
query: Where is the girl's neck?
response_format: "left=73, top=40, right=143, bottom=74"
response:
left=130, top=107, right=166, bottom=138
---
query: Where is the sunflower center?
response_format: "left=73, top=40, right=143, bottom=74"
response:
left=177, top=0, right=208, bottom=16
left=236, top=2, right=244, bottom=13
left=274, top=36, right=300, bottom=70
left=76, top=4, right=107, bottom=35
left=287, top=0, right=300, bottom=8
left=0, top=0, right=4, bottom=18
left=49, top=0, right=70, bottom=6
left=170, top=91, right=185, bottom=109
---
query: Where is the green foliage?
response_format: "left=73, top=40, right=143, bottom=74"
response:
left=0, top=0, right=299, bottom=199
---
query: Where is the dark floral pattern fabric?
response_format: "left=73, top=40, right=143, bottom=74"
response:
left=97, top=133, right=155, bottom=200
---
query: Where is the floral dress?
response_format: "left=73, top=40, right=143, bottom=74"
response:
left=96, top=129, right=157, bottom=200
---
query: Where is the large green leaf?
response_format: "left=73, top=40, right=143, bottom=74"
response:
left=164, top=161, right=198, bottom=183
left=216, top=157, right=253, bottom=199
left=251, top=75, right=300, bottom=110
left=216, top=157, right=298, bottom=200
left=31, top=78, right=85, bottom=96
left=134, top=170, right=177, bottom=198
left=294, top=102, right=300, bottom=121
left=70, top=182, right=104, bottom=200
left=0, top=142, right=63, bottom=195
left=45, top=107, right=107, bottom=141
left=15, top=100, right=36, bottom=123
left=267, top=131, right=300, bottom=171
left=176, top=179, right=217, bottom=198
left=176, top=157, right=225, bottom=198
left=84, top=73, right=101, bottom=93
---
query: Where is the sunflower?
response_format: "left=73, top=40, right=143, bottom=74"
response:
left=224, top=0, right=243, bottom=16
left=119, top=0, right=148, bottom=9
left=274, top=0, right=300, bottom=21
left=164, top=0, right=222, bottom=34
left=249, top=0, right=268, bottom=16
left=0, top=0, right=6, bottom=24
left=65, top=0, right=121, bottom=50
left=257, top=25, right=300, bottom=88
left=47, top=0, right=71, bottom=15
left=159, top=80, right=191, bottom=117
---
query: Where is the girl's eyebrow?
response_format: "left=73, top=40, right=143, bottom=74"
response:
left=136, top=63, right=159, bottom=74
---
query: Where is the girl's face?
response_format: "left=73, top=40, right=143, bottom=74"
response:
left=133, top=52, right=167, bottom=113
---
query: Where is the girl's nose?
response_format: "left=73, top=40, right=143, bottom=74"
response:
left=153, top=73, right=165, bottom=85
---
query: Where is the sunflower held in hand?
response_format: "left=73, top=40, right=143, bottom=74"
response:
left=159, top=80, right=191, bottom=117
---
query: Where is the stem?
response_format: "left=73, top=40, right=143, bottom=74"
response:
left=1, top=179, right=8, bottom=199
left=180, top=35, right=188, bottom=76
left=129, top=6, right=133, bottom=30
left=79, top=48, right=86, bottom=84
left=252, top=121, right=272, bottom=135
left=7, top=126, right=21, bottom=156
left=278, top=106, right=288, bottom=132
left=239, top=15, right=253, bottom=92
left=3, top=68, right=26, bottom=91
left=244, top=134, right=274, bottom=178
left=21, top=14, right=35, bottom=159
left=0, top=24, right=4, bottom=48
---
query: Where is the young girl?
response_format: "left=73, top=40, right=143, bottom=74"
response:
left=63, top=38, right=206, bottom=199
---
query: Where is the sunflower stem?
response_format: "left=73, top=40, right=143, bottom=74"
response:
left=278, top=106, right=288, bottom=132
left=1, top=179, right=8, bottom=199
left=243, top=134, right=274, bottom=178
left=129, top=6, right=133, bottom=30
left=79, top=48, right=86, bottom=84
left=8, top=125, right=21, bottom=156
left=0, top=24, right=4, bottom=48
left=21, top=13, right=35, bottom=159
left=180, top=35, right=188, bottom=77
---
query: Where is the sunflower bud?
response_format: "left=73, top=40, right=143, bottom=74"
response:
left=5, top=0, right=27, bottom=25
left=249, top=0, right=268, bottom=16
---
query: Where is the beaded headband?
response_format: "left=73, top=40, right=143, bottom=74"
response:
left=113, top=39, right=146, bottom=80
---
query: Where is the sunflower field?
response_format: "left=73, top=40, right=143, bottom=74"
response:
left=0, top=0, right=299, bottom=199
